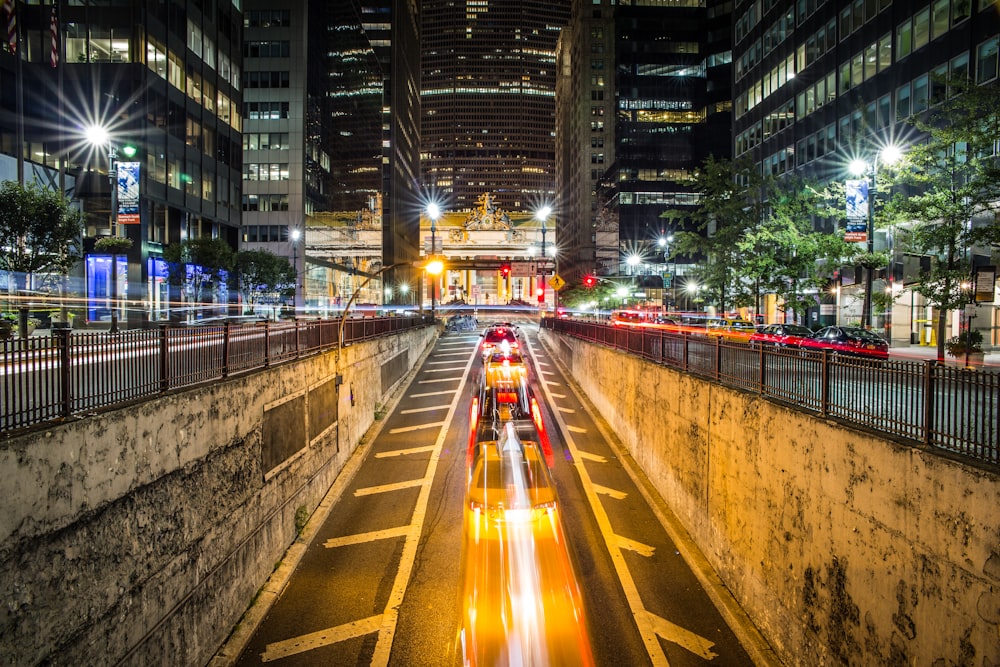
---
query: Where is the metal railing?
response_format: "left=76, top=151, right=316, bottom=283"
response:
left=0, top=316, right=431, bottom=435
left=541, top=318, right=999, bottom=467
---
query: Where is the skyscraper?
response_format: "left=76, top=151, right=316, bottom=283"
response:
left=421, top=0, right=570, bottom=213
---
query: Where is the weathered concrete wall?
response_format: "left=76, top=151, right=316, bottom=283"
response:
left=540, top=330, right=1000, bottom=666
left=0, top=325, right=436, bottom=666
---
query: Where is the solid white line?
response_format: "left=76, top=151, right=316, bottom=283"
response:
left=370, top=341, right=477, bottom=666
left=400, top=404, right=451, bottom=414
left=355, top=478, right=426, bottom=496
left=388, top=421, right=446, bottom=434
left=261, top=614, right=382, bottom=662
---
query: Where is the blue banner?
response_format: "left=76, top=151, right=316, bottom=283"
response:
left=116, top=161, right=140, bottom=224
left=845, top=179, right=869, bottom=242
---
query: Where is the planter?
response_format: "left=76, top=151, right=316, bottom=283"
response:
left=946, top=351, right=985, bottom=368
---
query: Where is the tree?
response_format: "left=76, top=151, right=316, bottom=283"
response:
left=885, top=78, right=1000, bottom=361
left=0, top=180, right=83, bottom=289
left=660, top=156, right=768, bottom=314
left=233, top=249, right=295, bottom=314
left=162, top=237, right=235, bottom=318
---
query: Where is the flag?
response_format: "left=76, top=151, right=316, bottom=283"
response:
left=4, top=0, right=15, bottom=56
left=49, top=4, right=57, bottom=67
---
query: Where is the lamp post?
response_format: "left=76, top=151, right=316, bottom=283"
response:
left=536, top=205, right=552, bottom=309
left=290, top=228, right=301, bottom=314
left=849, top=144, right=902, bottom=331
left=426, top=203, right=441, bottom=320
left=658, top=235, right=676, bottom=310
left=86, top=124, right=136, bottom=333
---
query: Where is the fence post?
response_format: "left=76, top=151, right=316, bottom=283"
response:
left=159, top=325, right=169, bottom=393
left=55, top=328, right=72, bottom=418
left=294, top=319, right=301, bottom=359
left=923, top=359, right=935, bottom=446
left=263, top=321, right=271, bottom=368
left=714, top=336, right=722, bottom=381
left=222, top=321, right=231, bottom=378
left=820, top=349, right=830, bottom=416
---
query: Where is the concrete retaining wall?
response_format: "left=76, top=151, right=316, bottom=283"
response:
left=540, top=329, right=1000, bottom=665
left=0, top=325, right=437, bottom=666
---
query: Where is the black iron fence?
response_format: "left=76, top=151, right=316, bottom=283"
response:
left=541, top=318, right=999, bottom=467
left=1, top=316, right=431, bottom=435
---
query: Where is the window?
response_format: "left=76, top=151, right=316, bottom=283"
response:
left=912, top=74, right=929, bottom=113
left=930, top=64, right=948, bottom=104
left=977, top=36, right=998, bottom=83
left=897, top=19, right=913, bottom=59
left=839, top=60, right=851, bottom=94
left=931, top=0, right=949, bottom=39
left=913, top=7, right=930, bottom=50
left=953, top=0, right=971, bottom=23
left=864, top=43, right=877, bottom=80
left=878, top=33, right=892, bottom=71
left=951, top=51, right=970, bottom=84
left=896, top=82, right=912, bottom=119
left=852, top=52, right=864, bottom=87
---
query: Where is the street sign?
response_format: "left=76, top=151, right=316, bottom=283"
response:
left=548, top=274, right=565, bottom=291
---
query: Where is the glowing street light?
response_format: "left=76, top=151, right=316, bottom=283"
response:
left=426, top=203, right=442, bottom=319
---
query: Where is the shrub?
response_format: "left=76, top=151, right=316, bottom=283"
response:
left=945, top=329, right=984, bottom=357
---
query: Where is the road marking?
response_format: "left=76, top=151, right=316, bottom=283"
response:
left=261, top=614, right=382, bottom=662
left=409, top=390, right=455, bottom=398
left=400, top=404, right=451, bottom=414
left=418, top=377, right=464, bottom=384
left=618, top=535, right=656, bottom=557
left=323, top=525, right=410, bottom=549
left=549, top=392, right=566, bottom=398
left=566, top=424, right=588, bottom=434
left=558, top=406, right=576, bottom=414
left=531, top=347, right=672, bottom=665
left=376, top=445, right=438, bottom=457
left=593, top=484, right=627, bottom=500
left=388, top=422, right=445, bottom=434
left=544, top=380, right=562, bottom=387
left=577, top=449, right=605, bottom=462
left=355, top=479, right=425, bottom=496
left=647, top=611, right=718, bottom=660
left=427, top=360, right=466, bottom=365
left=423, top=367, right=467, bottom=373
left=433, top=352, right=470, bottom=358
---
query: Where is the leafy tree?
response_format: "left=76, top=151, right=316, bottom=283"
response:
left=885, top=78, right=1000, bottom=361
left=233, top=249, right=295, bottom=313
left=162, top=237, right=235, bottom=314
left=0, top=180, right=83, bottom=289
left=660, top=156, right=768, bottom=314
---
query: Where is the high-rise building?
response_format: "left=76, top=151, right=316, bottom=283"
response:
left=0, top=0, right=243, bottom=325
left=556, top=0, right=732, bottom=282
left=731, top=0, right=1000, bottom=329
left=421, top=0, right=570, bottom=214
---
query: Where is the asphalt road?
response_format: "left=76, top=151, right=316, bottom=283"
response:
left=215, top=320, right=775, bottom=666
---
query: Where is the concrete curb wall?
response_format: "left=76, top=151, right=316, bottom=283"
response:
left=540, top=329, right=1000, bottom=665
left=0, top=325, right=437, bottom=666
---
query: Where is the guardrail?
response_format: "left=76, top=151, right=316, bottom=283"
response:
left=541, top=318, right=999, bottom=467
left=0, top=316, right=431, bottom=435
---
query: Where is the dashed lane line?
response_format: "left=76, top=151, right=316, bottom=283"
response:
left=409, top=390, right=456, bottom=398
left=322, top=525, right=411, bottom=549
left=261, top=615, right=383, bottom=662
left=549, top=392, right=566, bottom=398
left=417, top=377, right=465, bottom=384
left=566, top=424, right=588, bottom=434
left=375, top=445, right=437, bottom=458
left=355, top=479, right=426, bottom=496
left=400, top=405, right=451, bottom=414
left=422, top=367, right=468, bottom=373
left=388, top=422, right=446, bottom=434
left=593, top=484, right=628, bottom=500
left=558, top=406, right=576, bottom=413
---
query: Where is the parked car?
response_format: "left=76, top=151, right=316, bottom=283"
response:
left=749, top=323, right=814, bottom=349
left=706, top=317, right=757, bottom=342
left=799, top=325, right=889, bottom=360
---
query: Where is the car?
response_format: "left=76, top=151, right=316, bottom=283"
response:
left=798, top=325, right=889, bottom=360
left=706, top=317, right=757, bottom=342
left=480, top=325, right=520, bottom=358
left=749, top=323, right=814, bottom=349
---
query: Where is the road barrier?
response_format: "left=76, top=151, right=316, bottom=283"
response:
left=542, top=317, right=999, bottom=467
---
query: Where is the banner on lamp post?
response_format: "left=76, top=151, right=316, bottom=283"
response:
left=116, top=161, right=141, bottom=225
left=975, top=265, right=996, bottom=303
left=844, top=179, right=869, bottom=242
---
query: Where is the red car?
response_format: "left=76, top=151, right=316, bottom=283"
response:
left=798, top=325, right=889, bottom=360
left=749, top=323, right=814, bottom=349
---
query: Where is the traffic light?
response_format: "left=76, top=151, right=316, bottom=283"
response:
left=500, top=263, right=511, bottom=278
left=583, top=275, right=596, bottom=288
left=536, top=284, right=545, bottom=303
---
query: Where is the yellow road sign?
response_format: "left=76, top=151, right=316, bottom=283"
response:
left=548, top=274, right=566, bottom=291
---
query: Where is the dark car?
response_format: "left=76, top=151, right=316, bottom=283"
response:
left=480, top=325, right=520, bottom=358
left=749, top=323, right=814, bottom=349
left=799, top=325, right=889, bottom=360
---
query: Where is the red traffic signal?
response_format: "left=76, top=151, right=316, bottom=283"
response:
left=536, top=285, right=545, bottom=302
left=500, top=263, right=511, bottom=277
left=583, top=275, right=596, bottom=288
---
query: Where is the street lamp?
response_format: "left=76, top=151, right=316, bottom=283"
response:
left=849, top=144, right=902, bottom=330
left=290, top=228, right=301, bottom=313
left=659, top=235, right=676, bottom=310
left=86, top=123, right=136, bottom=333
left=426, top=203, right=441, bottom=319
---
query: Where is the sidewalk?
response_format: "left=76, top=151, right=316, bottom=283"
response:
left=888, top=342, right=1000, bottom=368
